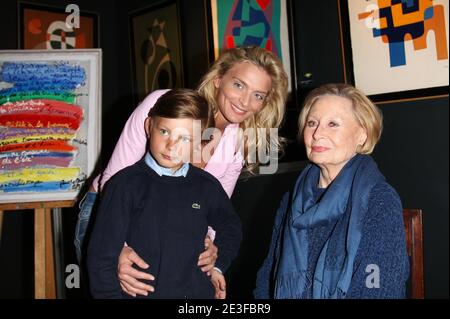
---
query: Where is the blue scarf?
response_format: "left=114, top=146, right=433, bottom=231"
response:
left=273, top=154, right=384, bottom=299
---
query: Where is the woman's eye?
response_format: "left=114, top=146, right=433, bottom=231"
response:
left=233, top=82, right=243, bottom=89
left=159, top=129, right=169, bottom=136
left=255, top=93, right=265, bottom=101
left=328, top=121, right=339, bottom=127
left=306, top=120, right=317, bottom=127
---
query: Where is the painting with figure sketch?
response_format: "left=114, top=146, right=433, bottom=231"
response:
left=0, top=50, right=101, bottom=204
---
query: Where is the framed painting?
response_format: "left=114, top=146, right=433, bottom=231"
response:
left=338, top=0, right=449, bottom=103
left=0, top=49, right=102, bottom=204
left=130, top=0, right=184, bottom=104
left=209, top=0, right=296, bottom=96
left=18, top=2, right=99, bottom=49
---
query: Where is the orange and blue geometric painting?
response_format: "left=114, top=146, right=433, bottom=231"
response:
left=215, top=0, right=283, bottom=60
left=358, top=0, right=448, bottom=67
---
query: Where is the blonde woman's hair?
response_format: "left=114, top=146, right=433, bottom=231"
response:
left=197, top=46, right=288, bottom=171
left=297, top=83, right=383, bottom=154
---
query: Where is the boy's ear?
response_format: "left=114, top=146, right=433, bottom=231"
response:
left=144, top=117, right=152, bottom=137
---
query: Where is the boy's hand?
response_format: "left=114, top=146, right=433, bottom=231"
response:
left=210, top=269, right=226, bottom=299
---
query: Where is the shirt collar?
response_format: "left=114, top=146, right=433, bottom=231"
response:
left=144, top=152, right=189, bottom=177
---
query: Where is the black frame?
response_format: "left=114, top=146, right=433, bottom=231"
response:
left=18, top=1, right=99, bottom=50
left=129, top=0, right=184, bottom=105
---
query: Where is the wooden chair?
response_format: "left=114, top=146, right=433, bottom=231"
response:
left=403, top=209, right=424, bottom=299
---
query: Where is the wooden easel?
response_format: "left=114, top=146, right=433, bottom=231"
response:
left=0, top=200, right=75, bottom=299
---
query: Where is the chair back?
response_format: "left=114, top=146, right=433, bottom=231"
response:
left=403, top=209, right=424, bottom=299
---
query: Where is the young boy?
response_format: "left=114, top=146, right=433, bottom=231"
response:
left=87, top=89, right=242, bottom=299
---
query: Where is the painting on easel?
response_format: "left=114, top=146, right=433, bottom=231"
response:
left=0, top=49, right=102, bottom=203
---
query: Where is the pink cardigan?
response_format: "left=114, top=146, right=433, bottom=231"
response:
left=92, top=90, right=244, bottom=198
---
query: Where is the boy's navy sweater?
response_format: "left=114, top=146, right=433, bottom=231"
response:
left=87, top=158, right=242, bottom=299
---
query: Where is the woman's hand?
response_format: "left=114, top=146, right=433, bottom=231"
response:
left=118, top=246, right=155, bottom=297
left=211, top=269, right=226, bottom=299
left=198, top=236, right=218, bottom=275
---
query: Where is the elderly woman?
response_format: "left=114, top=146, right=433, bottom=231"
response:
left=254, top=83, right=409, bottom=299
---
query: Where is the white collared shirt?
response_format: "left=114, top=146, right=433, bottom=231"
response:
left=145, top=152, right=189, bottom=177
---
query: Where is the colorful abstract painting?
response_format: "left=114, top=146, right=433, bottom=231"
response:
left=130, top=1, right=184, bottom=103
left=0, top=50, right=101, bottom=203
left=19, top=2, right=98, bottom=50
left=210, top=0, right=293, bottom=92
left=346, top=0, right=449, bottom=96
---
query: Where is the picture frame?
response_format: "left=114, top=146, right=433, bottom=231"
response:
left=0, top=49, right=102, bottom=204
left=18, top=1, right=99, bottom=50
left=338, top=0, right=449, bottom=103
left=130, top=0, right=184, bottom=104
left=208, top=0, right=297, bottom=99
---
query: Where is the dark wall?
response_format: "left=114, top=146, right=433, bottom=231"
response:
left=374, top=98, right=449, bottom=299
left=0, top=0, right=448, bottom=298
left=228, top=163, right=306, bottom=298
